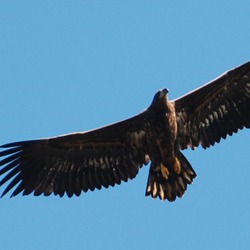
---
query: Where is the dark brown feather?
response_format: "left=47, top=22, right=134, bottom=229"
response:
left=175, top=62, right=250, bottom=149
left=0, top=111, right=151, bottom=198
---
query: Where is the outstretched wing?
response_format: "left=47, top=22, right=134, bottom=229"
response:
left=175, top=62, right=250, bottom=149
left=0, top=111, right=151, bottom=198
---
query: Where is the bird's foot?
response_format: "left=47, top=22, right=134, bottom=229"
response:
left=174, top=157, right=181, bottom=174
left=160, top=163, right=169, bottom=180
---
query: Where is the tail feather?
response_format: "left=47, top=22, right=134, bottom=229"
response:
left=145, top=152, right=197, bottom=201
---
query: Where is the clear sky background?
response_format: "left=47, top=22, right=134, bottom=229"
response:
left=0, top=1, right=250, bottom=250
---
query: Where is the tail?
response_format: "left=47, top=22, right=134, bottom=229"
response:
left=145, top=152, right=197, bottom=201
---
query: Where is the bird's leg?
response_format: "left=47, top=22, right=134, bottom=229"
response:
left=174, top=157, right=181, bottom=174
left=160, top=163, right=169, bottom=180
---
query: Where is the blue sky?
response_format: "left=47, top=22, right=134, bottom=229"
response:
left=0, top=1, right=250, bottom=249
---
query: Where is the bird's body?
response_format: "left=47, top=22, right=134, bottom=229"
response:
left=0, top=62, right=249, bottom=201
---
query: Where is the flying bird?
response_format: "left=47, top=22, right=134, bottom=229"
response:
left=0, top=62, right=250, bottom=201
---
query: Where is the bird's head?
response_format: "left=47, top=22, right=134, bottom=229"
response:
left=154, top=88, right=169, bottom=99
left=148, top=88, right=169, bottom=111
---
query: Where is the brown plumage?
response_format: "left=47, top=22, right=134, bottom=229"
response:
left=0, top=62, right=250, bottom=201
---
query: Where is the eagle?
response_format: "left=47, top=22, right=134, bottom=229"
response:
left=0, top=62, right=249, bottom=201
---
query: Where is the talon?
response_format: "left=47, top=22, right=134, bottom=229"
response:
left=160, top=163, right=169, bottom=180
left=174, top=157, right=181, bottom=174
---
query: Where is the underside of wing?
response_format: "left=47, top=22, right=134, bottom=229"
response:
left=0, top=111, right=151, bottom=198
left=174, top=62, right=250, bottom=149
